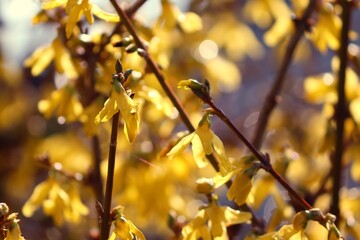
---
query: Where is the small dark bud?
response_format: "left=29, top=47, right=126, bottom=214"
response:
left=125, top=43, right=138, bottom=53
left=115, top=59, right=123, bottom=73
left=137, top=48, right=146, bottom=57
left=113, top=37, right=133, bottom=47
left=123, top=69, right=133, bottom=81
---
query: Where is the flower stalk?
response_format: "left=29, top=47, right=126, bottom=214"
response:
left=252, top=0, right=316, bottom=148
left=100, top=111, right=120, bottom=240
left=330, top=0, right=352, bottom=224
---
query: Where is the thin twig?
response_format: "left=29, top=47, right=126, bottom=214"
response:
left=252, top=0, right=316, bottom=148
left=330, top=0, right=352, bottom=224
left=92, top=135, right=104, bottom=203
left=108, top=0, right=194, bottom=132
left=207, top=99, right=313, bottom=210
left=100, top=112, right=120, bottom=240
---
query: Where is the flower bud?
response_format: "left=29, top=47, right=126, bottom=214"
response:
left=125, top=43, right=138, bottom=53
left=115, top=59, right=123, bottom=73
left=196, top=178, right=214, bottom=194
left=0, top=202, right=9, bottom=218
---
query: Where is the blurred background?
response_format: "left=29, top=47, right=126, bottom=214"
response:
left=1, top=0, right=360, bottom=239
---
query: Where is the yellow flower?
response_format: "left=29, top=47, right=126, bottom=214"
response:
left=258, top=224, right=302, bottom=240
left=24, top=38, right=78, bottom=78
left=243, top=0, right=292, bottom=28
left=207, top=14, right=264, bottom=61
left=41, top=0, right=120, bottom=38
left=307, top=2, right=341, bottom=53
left=109, top=207, right=146, bottom=240
left=95, top=78, right=140, bottom=143
left=167, top=114, right=232, bottom=175
left=156, top=0, right=202, bottom=33
left=22, top=178, right=88, bottom=226
left=181, top=196, right=252, bottom=240
left=227, top=171, right=253, bottom=206
left=4, top=222, right=25, bottom=240
left=38, top=86, right=83, bottom=122
left=211, top=156, right=257, bottom=206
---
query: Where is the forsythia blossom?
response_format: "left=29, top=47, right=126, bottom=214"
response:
left=181, top=195, right=252, bottom=240
left=167, top=113, right=232, bottom=175
left=22, top=178, right=89, bottom=226
left=108, top=207, right=146, bottom=240
left=94, top=76, right=140, bottom=143
left=41, top=0, right=120, bottom=38
left=1, top=203, right=25, bottom=240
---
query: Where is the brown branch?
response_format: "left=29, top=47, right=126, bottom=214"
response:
left=207, top=99, right=313, bottom=210
left=330, top=0, right=352, bottom=224
left=252, top=0, right=316, bottom=149
left=100, top=112, right=120, bottom=240
left=108, top=0, right=195, bottom=132
left=91, top=135, right=104, bottom=204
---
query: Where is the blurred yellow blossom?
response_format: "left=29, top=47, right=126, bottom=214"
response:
left=95, top=76, right=140, bottom=143
left=207, top=14, right=264, bottom=61
left=167, top=113, right=232, bottom=175
left=24, top=38, right=78, bottom=78
left=22, top=178, right=88, bottom=226
left=243, top=0, right=292, bottom=28
left=181, top=195, right=252, bottom=240
left=41, top=0, right=120, bottom=38
left=156, top=0, right=202, bottom=33
left=306, top=2, right=341, bottom=53
left=38, top=86, right=83, bottom=122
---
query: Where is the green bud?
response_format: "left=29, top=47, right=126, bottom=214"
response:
left=178, top=79, right=211, bottom=102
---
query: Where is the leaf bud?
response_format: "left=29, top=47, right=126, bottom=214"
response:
left=125, top=43, right=138, bottom=53
left=178, top=79, right=211, bottom=102
left=196, top=178, right=214, bottom=194
left=115, top=59, right=123, bottom=73
left=113, top=37, right=133, bottom=47
left=0, top=202, right=9, bottom=218
left=123, top=69, right=133, bottom=81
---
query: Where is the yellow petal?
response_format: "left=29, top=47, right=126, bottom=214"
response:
left=94, top=97, right=118, bottom=124
left=350, top=97, right=360, bottom=124
left=113, top=87, right=140, bottom=143
left=42, top=0, right=66, bottom=10
left=195, top=122, right=213, bottom=155
left=127, top=219, right=146, bottom=240
left=205, top=57, right=241, bottom=92
left=264, top=17, right=293, bottom=46
left=178, top=12, right=203, bottom=33
left=166, top=133, right=194, bottom=158
left=4, top=222, right=25, bottom=240
left=24, top=45, right=55, bottom=76
left=227, top=173, right=252, bottom=206
left=52, top=39, right=78, bottom=78
left=92, top=4, right=120, bottom=22
left=205, top=203, right=226, bottom=237
left=191, top=134, right=208, bottom=168
left=251, top=177, right=275, bottom=210
left=223, top=207, right=252, bottom=225
left=211, top=133, right=232, bottom=175
left=22, top=179, right=54, bottom=217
